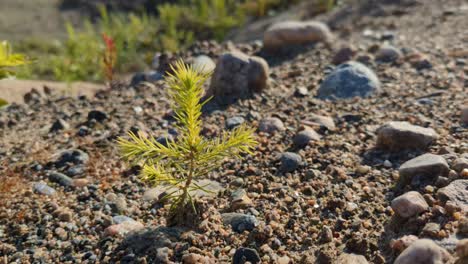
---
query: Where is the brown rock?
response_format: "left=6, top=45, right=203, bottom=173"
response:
left=394, top=239, right=451, bottom=264
left=391, top=191, right=429, bottom=218
left=376, top=121, right=438, bottom=151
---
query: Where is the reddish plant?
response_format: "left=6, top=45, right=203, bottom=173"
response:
left=102, top=33, right=117, bottom=84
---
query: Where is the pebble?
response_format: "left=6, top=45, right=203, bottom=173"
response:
left=317, top=61, right=381, bottom=100
left=226, top=116, right=245, bottom=129
left=391, top=191, right=429, bottom=218
left=221, top=213, right=258, bottom=233
left=332, top=45, right=356, bottom=65
left=376, top=121, right=438, bottom=151
left=208, top=51, right=269, bottom=105
left=104, top=220, right=144, bottom=237
left=305, top=113, right=336, bottom=131
left=394, top=239, right=452, bottom=264
left=233, top=247, right=261, bottom=264
left=112, top=215, right=135, bottom=224
left=293, top=128, right=321, bottom=148
left=375, top=45, right=402, bottom=63
left=33, top=182, right=56, bottom=196
left=192, top=55, right=216, bottom=74
left=48, top=171, right=74, bottom=187
left=391, top=235, right=419, bottom=252
left=130, top=71, right=163, bottom=86
left=294, top=86, right=309, bottom=97
left=319, top=226, right=333, bottom=243
left=421, top=222, right=440, bottom=238
left=182, top=253, right=214, bottom=264
left=50, top=119, right=70, bottom=132
left=55, top=149, right=89, bottom=167
left=258, top=117, right=285, bottom=133
left=398, top=154, right=449, bottom=187
left=230, top=189, right=253, bottom=210
left=437, top=180, right=468, bottom=212
left=87, top=110, right=108, bottom=122
left=452, top=158, right=468, bottom=172
left=263, top=20, right=332, bottom=51
left=280, top=152, right=302, bottom=172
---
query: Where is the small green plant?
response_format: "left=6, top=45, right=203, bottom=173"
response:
left=0, top=41, right=29, bottom=79
left=118, top=61, right=257, bottom=224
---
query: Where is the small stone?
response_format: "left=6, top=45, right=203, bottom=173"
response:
left=277, top=256, right=291, bottom=264
left=263, top=21, right=332, bottom=51
left=55, top=149, right=89, bottom=167
left=233, top=247, right=261, bottom=264
left=376, top=122, right=438, bottom=151
left=421, top=223, right=440, bottom=238
left=33, top=182, right=56, bottom=196
left=231, top=189, right=253, bottom=210
left=280, top=152, right=302, bottom=172
left=391, top=235, right=419, bottom=252
left=112, top=215, right=135, bottom=224
left=259, top=117, right=285, bottom=133
left=394, top=239, right=452, bottom=264
left=332, top=45, right=356, bottom=65
left=72, top=178, right=89, bottom=187
left=48, top=171, right=73, bottom=187
left=104, top=220, right=144, bottom=237
left=293, top=128, right=321, bottom=148
left=50, top=119, right=70, bottom=132
left=192, top=55, right=216, bottom=74
left=208, top=51, right=269, bottom=105
left=319, top=226, right=333, bottom=243
left=375, top=45, right=402, bottom=63
left=226, top=116, right=245, bottom=130
left=398, top=154, right=449, bottom=187
left=130, top=71, right=163, bottom=86
left=317, top=61, right=381, bottom=100
left=336, top=253, right=369, bottom=264
left=57, top=210, right=73, bottom=222
left=305, top=113, right=336, bottom=131
left=221, top=213, right=258, bottom=233
left=452, top=158, right=468, bottom=172
left=54, top=227, right=68, bottom=240
left=437, top=180, right=468, bottom=212
left=87, top=110, right=108, bottom=122
left=156, top=247, right=171, bottom=263
left=295, top=86, right=309, bottom=97
left=458, top=218, right=468, bottom=235
left=384, top=160, right=393, bottom=168
left=391, top=191, right=429, bottom=218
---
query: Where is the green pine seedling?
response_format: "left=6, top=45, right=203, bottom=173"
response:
left=118, top=60, right=257, bottom=224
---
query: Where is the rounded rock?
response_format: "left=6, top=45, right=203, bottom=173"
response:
left=317, top=61, right=381, bottom=100
left=391, top=191, right=429, bottom=218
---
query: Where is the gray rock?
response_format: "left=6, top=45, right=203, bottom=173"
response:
left=336, top=253, right=369, bottom=264
left=226, top=116, right=245, bottom=130
left=263, top=21, right=332, bottom=51
left=398, top=154, right=449, bottom=187
left=50, top=119, right=70, bottom=132
left=233, top=247, right=261, bottom=264
left=391, top=191, right=429, bottom=218
left=394, top=239, right=452, bottom=264
left=294, top=129, right=321, bottom=147
left=259, top=117, right=285, bottom=133
left=437, top=180, right=468, bottom=212
left=55, top=149, right=89, bottom=167
left=376, top=121, right=439, bottom=151
left=192, top=55, right=216, bottom=74
left=130, top=71, right=163, bottom=86
left=112, top=215, right=135, bottom=224
left=452, top=158, right=468, bottom=172
left=280, top=152, right=302, bottom=172
left=221, top=213, right=258, bottom=233
left=306, top=113, right=336, bottom=131
left=375, top=45, right=402, bottom=63
left=33, top=182, right=56, bottom=196
left=48, top=171, right=73, bottom=187
left=317, top=61, right=381, bottom=100
left=208, top=51, right=269, bottom=104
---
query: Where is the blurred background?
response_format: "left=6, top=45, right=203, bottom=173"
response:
left=0, top=0, right=336, bottom=83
